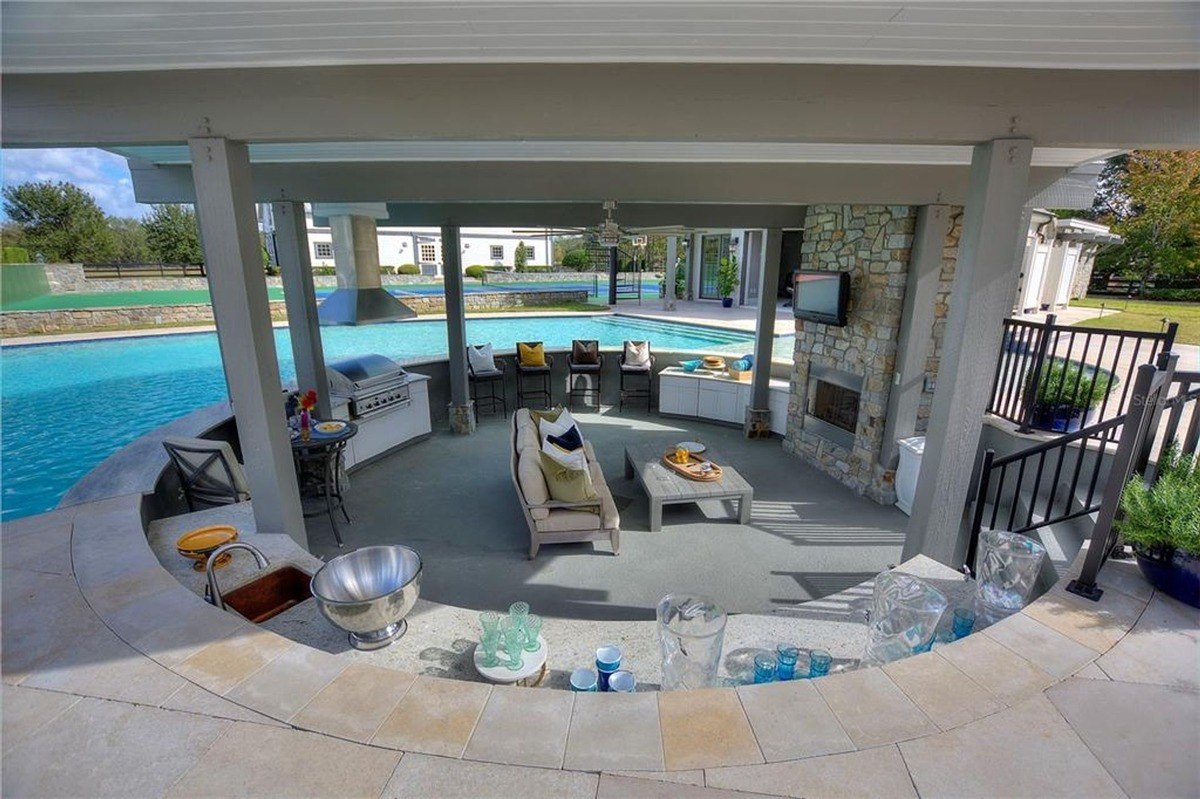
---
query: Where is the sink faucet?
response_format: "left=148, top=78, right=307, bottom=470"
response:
left=205, top=542, right=270, bottom=611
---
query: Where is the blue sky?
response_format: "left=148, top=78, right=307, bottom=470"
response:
left=0, top=148, right=151, bottom=220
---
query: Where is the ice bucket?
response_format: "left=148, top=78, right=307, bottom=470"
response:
left=657, top=593, right=727, bottom=690
left=310, top=545, right=423, bottom=650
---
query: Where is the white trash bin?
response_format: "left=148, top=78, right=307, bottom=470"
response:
left=894, top=436, right=925, bottom=516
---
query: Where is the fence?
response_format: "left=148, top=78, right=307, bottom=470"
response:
left=989, top=314, right=1177, bottom=431
left=82, top=262, right=206, bottom=278
left=1088, top=274, right=1200, bottom=296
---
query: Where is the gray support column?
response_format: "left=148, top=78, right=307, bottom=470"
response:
left=663, top=236, right=678, bottom=311
left=750, top=228, right=784, bottom=410
left=607, top=247, right=619, bottom=306
left=189, top=137, right=307, bottom=548
left=881, top=205, right=953, bottom=468
left=273, top=201, right=330, bottom=418
left=442, top=224, right=474, bottom=434
left=903, top=139, right=1033, bottom=567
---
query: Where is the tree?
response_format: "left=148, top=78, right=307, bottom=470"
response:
left=144, top=204, right=203, bottom=264
left=1, top=180, right=116, bottom=262
left=108, top=217, right=150, bottom=262
left=514, top=240, right=528, bottom=271
left=561, top=248, right=591, bottom=270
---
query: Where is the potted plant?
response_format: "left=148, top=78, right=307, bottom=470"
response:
left=1025, top=359, right=1115, bottom=433
left=717, top=254, right=739, bottom=308
left=1116, top=441, right=1200, bottom=608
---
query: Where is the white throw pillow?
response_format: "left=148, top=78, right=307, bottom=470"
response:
left=538, top=408, right=579, bottom=440
left=624, top=340, right=651, bottom=367
left=467, top=343, right=497, bottom=374
left=542, top=435, right=587, bottom=471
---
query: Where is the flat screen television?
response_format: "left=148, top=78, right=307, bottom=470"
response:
left=793, top=270, right=850, bottom=326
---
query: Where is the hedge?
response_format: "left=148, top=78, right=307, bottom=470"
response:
left=1144, top=288, right=1200, bottom=302
left=398, top=264, right=420, bottom=275
left=464, top=265, right=488, bottom=279
left=1, top=246, right=31, bottom=263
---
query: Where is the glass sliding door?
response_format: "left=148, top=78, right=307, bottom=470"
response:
left=699, top=234, right=730, bottom=300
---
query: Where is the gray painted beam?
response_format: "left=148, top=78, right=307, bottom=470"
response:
left=881, top=205, right=954, bottom=469
left=5, top=64, right=1197, bottom=148
left=189, top=138, right=307, bottom=548
left=272, top=200, right=330, bottom=419
left=441, top=225, right=469, bottom=410
left=903, top=139, right=1033, bottom=568
left=751, top=228, right=785, bottom=409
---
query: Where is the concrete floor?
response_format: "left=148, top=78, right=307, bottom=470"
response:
left=306, top=409, right=909, bottom=621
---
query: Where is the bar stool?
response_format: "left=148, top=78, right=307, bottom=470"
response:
left=515, top=341, right=554, bottom=408
left=467, top=344, right=508, bottom=417
left=567, top=339, right=604, bottom=410
left=619, top=340, right=655, bottom=411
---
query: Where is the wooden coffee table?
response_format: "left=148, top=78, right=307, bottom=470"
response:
left=624, top=442, right=753, bottom=532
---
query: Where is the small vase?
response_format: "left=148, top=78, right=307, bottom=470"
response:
left=300, top=409, right=311, bottom=442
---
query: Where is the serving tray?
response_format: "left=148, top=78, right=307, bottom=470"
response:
left=661, top=450, right=724, bottom=482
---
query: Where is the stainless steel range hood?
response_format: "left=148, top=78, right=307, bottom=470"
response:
left=317, top=213, right=417, bottom=325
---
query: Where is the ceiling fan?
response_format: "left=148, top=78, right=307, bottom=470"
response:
left=512, top=200, right=694, bottom=246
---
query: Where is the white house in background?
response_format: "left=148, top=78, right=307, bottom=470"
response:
left=301, top=207, right=551, bottom=275
left=1013, top=211, right=1120, bottom=315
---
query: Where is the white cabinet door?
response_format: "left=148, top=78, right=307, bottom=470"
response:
left=659, top=376, right=699, bottom=416
left=698, top=383, right=740, bottom=423
left=769, top=387, right=790, bottom=435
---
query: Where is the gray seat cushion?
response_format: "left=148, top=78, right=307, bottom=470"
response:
left=569, top=362, right=602, bottom=373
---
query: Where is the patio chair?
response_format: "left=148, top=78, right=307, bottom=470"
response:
left=163, top=436, right=251, bottom=511
left=467, top=343, right=508, bottom=417
left=567, top=339, right=604, bottom=410
left=515, top=341, right=555, bottom=409
left=619, top=340, right=655, bottom=411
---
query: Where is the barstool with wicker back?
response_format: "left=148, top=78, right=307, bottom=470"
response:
left=567, top=339, right=604, bottom=409
left=514, top=341, right=554, bottom=408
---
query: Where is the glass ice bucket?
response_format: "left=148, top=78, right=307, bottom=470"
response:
left=974, top=530, right=1047, bottom=628
left=862, top=571, right=948, bottom=667
left=657, top=593, right=727, bottom=691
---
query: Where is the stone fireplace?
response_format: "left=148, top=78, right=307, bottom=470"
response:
left=805, top=365, right=863, bottom=450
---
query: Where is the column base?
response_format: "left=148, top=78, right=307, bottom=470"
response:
left=448, top=401, right=476, bottom=435
left=743, top=407, right=772, bottom=439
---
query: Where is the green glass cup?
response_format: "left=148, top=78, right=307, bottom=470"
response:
left=479, top=629, right=501, bottom=668
left=508, top=601, right=530, bottom=631
left=479, top=610, right=501, bottom=638
left=502, top=626, right=525, bottom=671
left=523, top=613, right=543, bottom=651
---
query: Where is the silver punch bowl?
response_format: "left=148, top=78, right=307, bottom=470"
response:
left=310, top=545, right=423, bottom=650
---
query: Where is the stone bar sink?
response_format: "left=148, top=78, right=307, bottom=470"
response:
left=222, top=565, right=313, bottom=623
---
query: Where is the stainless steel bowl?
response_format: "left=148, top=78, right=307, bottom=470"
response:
left=310, top=545, right=423, bottom=650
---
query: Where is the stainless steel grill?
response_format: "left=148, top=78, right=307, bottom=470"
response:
left=327, top=354, right=411, bottom=419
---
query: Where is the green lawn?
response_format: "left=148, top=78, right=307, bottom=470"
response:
left=1071, top=297, right=1200, bottom=346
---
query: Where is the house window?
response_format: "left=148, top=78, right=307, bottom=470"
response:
left=419, top=243, right=437, bottom=262
left=313, top=242, right=333, bottom=259
left=490, top=245, right=504, bottom=260
left=523, top=246, right=535, bottom=260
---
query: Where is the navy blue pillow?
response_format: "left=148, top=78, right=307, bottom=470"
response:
left=547, top=424, right=584, bottom=452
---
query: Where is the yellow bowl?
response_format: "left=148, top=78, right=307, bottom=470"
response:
left=176, top=525, right=239, bottom=571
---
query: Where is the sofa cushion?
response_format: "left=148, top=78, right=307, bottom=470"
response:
left=517, top=342, right=546, bottom=367
left=538, top=408, right=579, bottom=441
left=546, top=424, right=583, bottom=454
left=588, top=461, right=620, bottom=530
left=516, top=420, right=539, bottom=453
left=516, top=445, right=550, bottom=521
left=542, top=435, right=587, bottom=471
left=529, top=406, right=565, bottom=427
left=538, top=451, right=598, bottom=503
left=534, top=509, right=603, bottom=534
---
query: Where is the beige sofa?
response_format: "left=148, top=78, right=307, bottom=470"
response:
left=509, top=409, right=620, bottom=559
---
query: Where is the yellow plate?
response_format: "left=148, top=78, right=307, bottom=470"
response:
left=315, top=421, right=346, bottom=434
left=176, top=525, right=238, bottom=555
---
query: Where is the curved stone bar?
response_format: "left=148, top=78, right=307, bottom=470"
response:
left=5, top=361, right=1195, bottom=796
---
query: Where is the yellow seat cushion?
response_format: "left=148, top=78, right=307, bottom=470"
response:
left=518, top=342, right=546, bottom=367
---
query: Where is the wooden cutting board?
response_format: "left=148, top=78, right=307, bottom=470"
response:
left=661, top=450, right=724, bottom=482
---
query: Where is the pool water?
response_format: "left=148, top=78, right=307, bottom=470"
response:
left=1, top=315, right=755, bottom=521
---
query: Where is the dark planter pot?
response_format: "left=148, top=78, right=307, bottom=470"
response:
left=1028, top=404, right=1092, bottom=433
left=721, top=297, right=734, bottom=308
left=1134, top=548, right=1200, bottom=608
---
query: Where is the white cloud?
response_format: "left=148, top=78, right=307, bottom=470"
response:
left=0, top=148, right=152, bottom=219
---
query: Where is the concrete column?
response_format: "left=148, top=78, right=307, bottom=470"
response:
left=904, top=139, right=1033, bottom=567
left=663, top=236, right=678, bottom=311
left=442, top=224, right=475, bottom=434
left=273, top=201, right=330, bottom=419
left=749, top=228, right=784, bottom=409
left=881, top=205, right=953, bottom=468
left=188, top=137, right=307, bottom=548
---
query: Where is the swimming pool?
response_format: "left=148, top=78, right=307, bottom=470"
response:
left=1, top=315, right=756, bottom=521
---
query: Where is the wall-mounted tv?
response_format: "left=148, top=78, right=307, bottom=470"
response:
left=794, top=270, right=850, bottom=326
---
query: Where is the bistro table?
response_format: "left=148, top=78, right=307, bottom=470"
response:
left=291, top=419, right=358, bottom=546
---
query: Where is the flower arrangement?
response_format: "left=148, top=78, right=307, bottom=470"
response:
left=297, top=389, right=318, bottom=440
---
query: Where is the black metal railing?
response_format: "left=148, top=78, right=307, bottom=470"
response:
left=82, top=261, right=206, bottom=278
left=989, top=314, right=1177, bottom=430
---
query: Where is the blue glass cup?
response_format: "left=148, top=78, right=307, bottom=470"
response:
left=753, top=654, right=777, bottom=683
left=953, top=607, right=976, bottom=639
left=775, top=645, right=799, bottom=680
left=608, top=670, right=636, bottom=692
left=570, top=667, right=598, bottom=691
left=808, top=649, right=832, bottom=678
left=596, top=644, right=621, bottom=691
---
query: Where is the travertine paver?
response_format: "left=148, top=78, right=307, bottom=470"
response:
left=564, top=691, right=665, bottom=772
left=882, top=651, right=1003, bottom=730
left=132, top=598, right=251, bottom=668
left=381, top=753, right=598, bottom=799
left=1071, top=661, right=1111, bottom=680
left=464, top=684, right=575, bottom=769
left=706, top=745, right=919, bottom=799
left=174, top=627, right=293, bottom=695
left=1097, top=593, right=1199, bottom=691
left=1047, top=678, right=1200, bottom=799
left=1, top=569, right=109, bottom=684
left=167, top=721, right=401, bottom=798
left=0, top=509, right=74, bottom=575
left=900, top=695, right=1126, bottom=799
left=1021, top=583, right=1147, bottom=652
left=658, top=687, right=763, bottom=770
left=598, top=773, right=785, bottom=799
left=812, top=667, right=938, bottom=747
left=605, top=769, right=706, bottom=786
left=160, top=681, right=285, bottom=726
left=290, top=662, right=415, bottom=743
left=982, top=611, right=1101, bottom=679
left=372, top=675, right=492, bottom=758
left=736, top=680, right=855, bottom=761
left=1, top=696, right=230, bottom=798
left=225, top=642, right=347, bottom=720
left=1, top=686, right=81, bottom=754
left=934, top=630, right=1057, bottom=702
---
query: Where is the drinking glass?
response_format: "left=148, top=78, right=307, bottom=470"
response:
left=753, top=654, right=777, bottom=683
left=608, top=670, right=636, bottom=692
left=953, top=607, right=976, bottom=639
left=479, top=610, right=500, bottom=638
left=502, top=626, right=525, bottom=670
left=570, top=668, right=598, bottom=691
left=508, top=601, right=530, bottom=631
left=523, top=613, right=543, bottom=651
left=808, top=649, right=832, bottom=678
left=775, top=645, right=799, bottom=680
left=478, top=629, right=501, bottom=667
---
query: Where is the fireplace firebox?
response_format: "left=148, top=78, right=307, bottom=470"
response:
left=805, top=365, right=863, bottom=449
